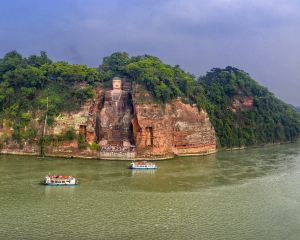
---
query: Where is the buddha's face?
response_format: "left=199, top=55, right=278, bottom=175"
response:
left=113, top=80, right=121, bottom=90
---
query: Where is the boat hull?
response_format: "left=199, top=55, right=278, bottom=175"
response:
left=43, top=175, right=79, bottom=186
left=130, top=166, right=157, bottom=170
left=129, top=161, right=157, bottom=170
left=44, top=183, right=79, bottom=186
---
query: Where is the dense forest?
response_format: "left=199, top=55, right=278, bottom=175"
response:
left=200, top=67, right=300, bottom=146
left=0, top=50, right=299, bottom=148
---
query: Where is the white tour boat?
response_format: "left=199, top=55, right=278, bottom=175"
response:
left=130, top=161, right=157, bottom=170
left=43, top=175, right=79, bottom=186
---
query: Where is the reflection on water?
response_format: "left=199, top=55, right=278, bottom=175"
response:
left=44, top=185, right=77, bottom=196
left=0, top=142, right=300, bottom=240
left=131, top=169, right=157, bottom=176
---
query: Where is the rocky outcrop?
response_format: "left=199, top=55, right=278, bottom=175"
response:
left=0, top=87, right=103, bottom=158
left=132, top=98, right=216, bottom=158
left=231, top=90, right=254, bottom=112
left=49, top=95, right=100, bottom=144
left=43, top=88, right=103, bottom=158
left=172, top=100, right=216, bottom=155
left=132, top=103, right=174, bottom=157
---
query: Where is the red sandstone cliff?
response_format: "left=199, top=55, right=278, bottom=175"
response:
left=132, top=98, right=216, bottom=158
left=0, top=81, right=217, bottom=159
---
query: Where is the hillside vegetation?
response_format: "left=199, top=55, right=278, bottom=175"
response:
left=0, top=51, right=299, bottom=148
left=0, top=51, right=99, bottom=142
left=200, top=67, right=300, bottom=146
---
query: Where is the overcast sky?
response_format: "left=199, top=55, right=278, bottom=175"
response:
left=0, top=0, right=299, bottom=105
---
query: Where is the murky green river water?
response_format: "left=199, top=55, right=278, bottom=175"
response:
left=0, top=143, right=300, bottom=240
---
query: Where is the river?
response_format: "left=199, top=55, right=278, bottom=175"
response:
left=0, top=143, right=300, bottom=240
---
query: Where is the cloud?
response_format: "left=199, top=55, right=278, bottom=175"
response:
left=163, top=0, right=300, bottom=20
left=0, top=0, right=300, bottom=104
left=157, top=0, right=300, bottom=36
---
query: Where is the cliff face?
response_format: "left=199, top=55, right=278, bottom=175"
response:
left=44, top=88, right=103, bottom=158
left=49, top=89, right=102, bottom=143
left=0, top=88, right=103, bottom=158
left=0, top=81, right=216, bottom=159
left=132, top=98, right=216, bottom=158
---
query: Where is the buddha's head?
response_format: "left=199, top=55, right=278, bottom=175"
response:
left=112, top=77, right=122, bottom=90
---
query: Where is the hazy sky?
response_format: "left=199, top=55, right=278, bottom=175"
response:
left=0, top=0, right=299, bottom=105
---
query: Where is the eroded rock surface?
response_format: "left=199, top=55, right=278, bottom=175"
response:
left=231, top=90, right=254, bottom=112
left=132, top=98, right=216, bottom=158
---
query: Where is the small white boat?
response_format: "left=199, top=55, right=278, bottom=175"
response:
left=130, top=161, right=157, bottom=170
left=43, top=175, right=79, bottom=186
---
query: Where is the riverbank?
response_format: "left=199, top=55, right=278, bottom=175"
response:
left=0, top=140, right=297, bottom=160
left=0, top=146, right=216, bottom=160
left=223, top=140, right=297, bottom=152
